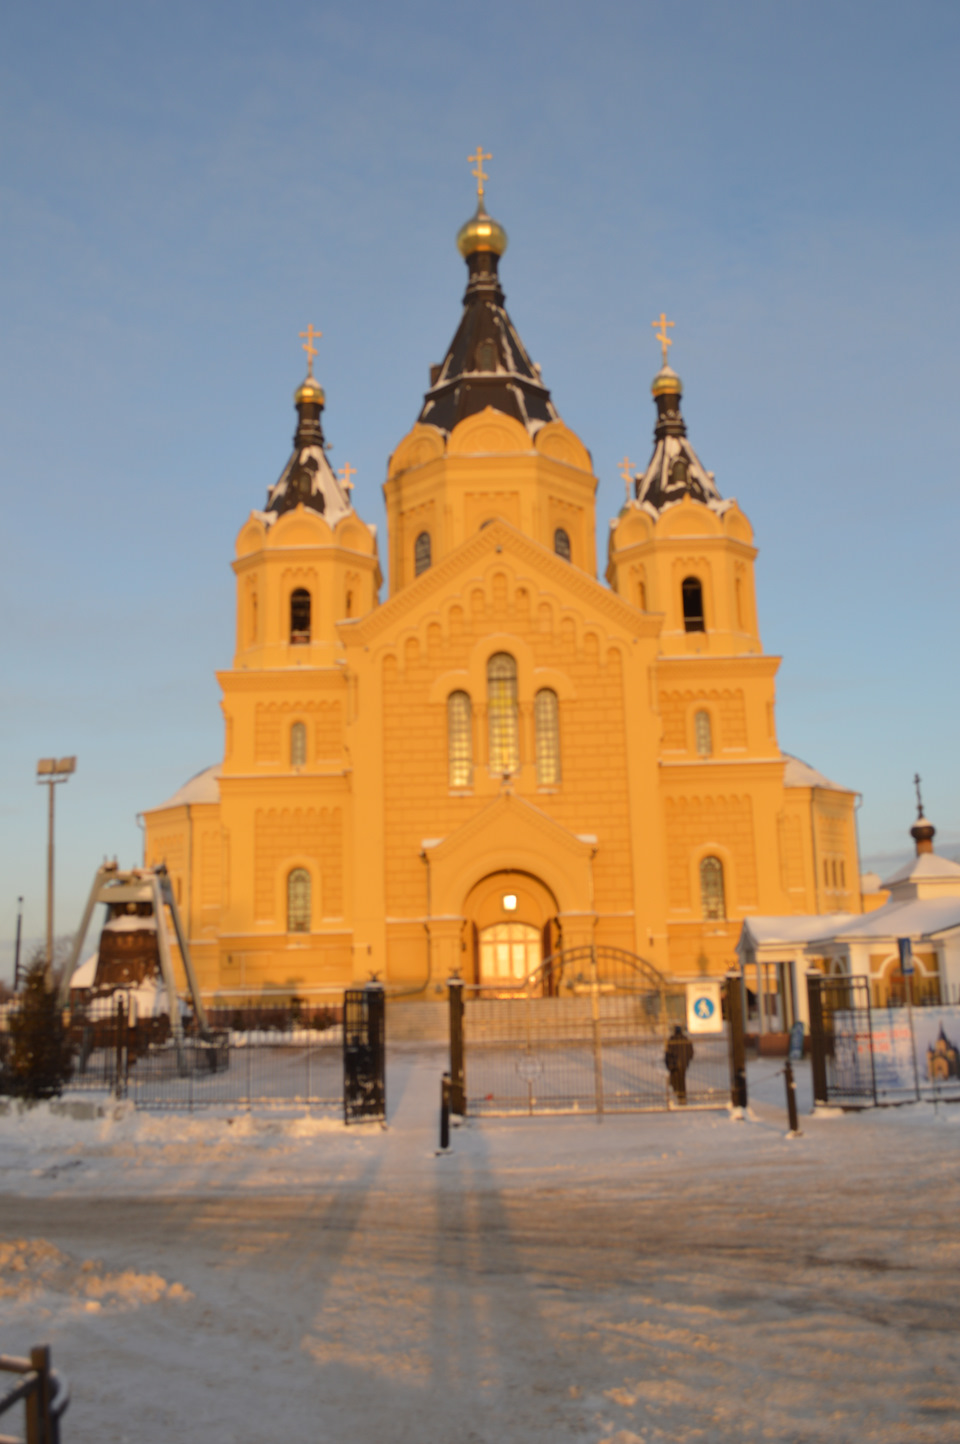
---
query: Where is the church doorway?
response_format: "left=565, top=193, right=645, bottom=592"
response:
left=461, top=871, right=560, bottom=987
left=478, top=922, right=541, bottom=984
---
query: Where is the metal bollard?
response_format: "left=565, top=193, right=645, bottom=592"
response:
left=784, top=1058, right=800, bottom=1135
left=439, top=1073, right=451, bottom=1152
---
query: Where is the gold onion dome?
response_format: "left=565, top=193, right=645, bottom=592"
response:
left=456, top=201, right=508, bottom=259
left=651, top=364, right=682, bottom=397
left=295, top=373, right=325, bottom=406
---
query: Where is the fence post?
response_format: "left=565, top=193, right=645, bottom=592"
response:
left=24, top=1345, right=52, bottom=1444
left=447, top=978, right=466, bottom=1115
left=589, top=946, right=604, bottom=1117
left=439, top=1073, right=451, bottom=1150
left=724, top=971, right=748, bottom=1108
left=807, top=973, right=829, bottom=1106
left=114, top=998, right=126, bottom=1100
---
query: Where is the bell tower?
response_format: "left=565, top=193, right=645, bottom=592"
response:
left=607, top=330, right=762, bottom=659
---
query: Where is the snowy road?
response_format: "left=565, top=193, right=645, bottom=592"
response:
left=1, top=1051, right=959, bottom=1443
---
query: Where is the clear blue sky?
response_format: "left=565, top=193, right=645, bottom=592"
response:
left=2, top=0, right=959, bottom=974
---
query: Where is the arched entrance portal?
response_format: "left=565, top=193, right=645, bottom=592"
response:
left=462, top=871, right=560, bottom=986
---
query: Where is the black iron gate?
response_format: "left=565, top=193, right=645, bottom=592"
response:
left=449, top=947, right=733, bottom=1116
left=343, top=985, right=386, bottom=1123
left=808, top=974, right=876, bottom=1106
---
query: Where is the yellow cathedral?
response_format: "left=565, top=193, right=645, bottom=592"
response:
left=143, top=173, right=864, bottom=1000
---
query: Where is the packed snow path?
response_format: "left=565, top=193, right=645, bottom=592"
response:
left=1, top=1051, right=958, bottom=1443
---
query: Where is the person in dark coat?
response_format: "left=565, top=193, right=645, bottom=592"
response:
left=665, top=1025, right=695, bottom=1104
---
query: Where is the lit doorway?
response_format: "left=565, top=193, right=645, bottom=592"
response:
left=478, top=922, right=541, bottom=984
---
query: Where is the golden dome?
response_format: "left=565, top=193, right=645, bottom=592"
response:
left=295, top=374, right=325, bottom=407
left=457, top=202, right=508, bottom=258
left=651, top=365, right=682, bottom=397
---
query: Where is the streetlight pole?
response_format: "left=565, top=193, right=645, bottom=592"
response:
left=36, top=757, right=76, bottom=980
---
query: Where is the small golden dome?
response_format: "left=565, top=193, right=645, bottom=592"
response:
left=651, top=365, right=682, bottom=397
left=457, top=202, right=508, bottom=258
left=295, top=374, right=325, bottom=407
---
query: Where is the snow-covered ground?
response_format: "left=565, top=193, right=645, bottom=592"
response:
left=1, top=1051, right=958, bottom=1443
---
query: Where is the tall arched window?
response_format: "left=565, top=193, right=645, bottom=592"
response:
left=487, top=653, right=519, bottom=775
left=535, top=688, right=561, bottom=785
left=694, top=709, right=712, bottom=757
left=681, top=576, right=705, bottom=633
left=447, top=691, right=473, bottom=788
left=290, top=588, right=311, bottom=643
left=290, top=721, right=307, bottom=767
left=414, top=531, right=432, bottom=576
left=554, top=528, right=571, bottom=562
left=247, top=589, right=258, bottom=646
left=287, top=868, right=311, bottom=932
left=700, top=856, right=725, bottom=919
left=637, top=580, right=647, bottom=610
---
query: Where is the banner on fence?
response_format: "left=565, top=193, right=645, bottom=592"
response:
left=835, top=1004, right=960, bottom=1094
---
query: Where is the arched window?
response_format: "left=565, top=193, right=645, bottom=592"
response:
left=694, top=709, right=712, bottom=757
left=735, top=576, right=745, bottom=629
left=681, top=576, right=705, bottom=633
left=637, top=580, right=647, bottom=610
left=447, top=691, right=473, bottom=788
left=476, top=339, right=497, bottom=370
left=554, top=528, right=571, bottom=562
left=535, top=688, right=561, bottom=785
left=414, top=531, right=432, bottom=576
left=290, top=721, right=307, bottom=767
left=700, top=856, right=725, bottom=919
left=487, top=653, right=519, bottom=775
left=247, top=590, right=258, bottom=646
left=290, top=588, right=311, bottom=644
left=287, top=868, right=311, bottom=932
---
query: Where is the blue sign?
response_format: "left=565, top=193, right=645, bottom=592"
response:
left=897, top=937, right=914, bottom=976
left=693, top=996, right=715, bottom=1021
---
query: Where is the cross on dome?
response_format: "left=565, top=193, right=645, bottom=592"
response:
left=619, top=456, right=634, bottom=503
left=467, top=145, right=492, bottom=202
left=651, top=312, right=674, bottom=368
left=299, top=324, right=322, bottom=376
left=914, top=772, right=925, bottom=818
left=339, top=462, right=357, bottom=492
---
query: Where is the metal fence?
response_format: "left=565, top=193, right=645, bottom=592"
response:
left=1, top=998, right=344, bottom=1112
left=450, top=947, right=734, bottom=1116
left=808, top=974, right=960, bottom=1107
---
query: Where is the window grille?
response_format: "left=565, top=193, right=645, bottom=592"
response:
left=535, top=689, right=561, bottom=785
left=700, top=856, right=725, bottom=919
left=487, top=653, right=519, bottom=775
left=681, top=576, right=705, bottom=632
left=447, top=691, right=473, bottom=787
left=694, top=709, right=712, bottom=757
left=290, top=721, right=307, bottom=767
left=287, top=868, right=311, bottom=932
left=414, top=531, right=432, bottom=576
left=290, top=588, right=311, bottom=643
left=554, top=528, right=571, bottom=561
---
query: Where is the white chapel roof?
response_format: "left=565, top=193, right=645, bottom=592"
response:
left=881, top=850, right=960, bottom=889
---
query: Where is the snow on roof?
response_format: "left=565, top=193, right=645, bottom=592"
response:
left=740, top=913, right=857, bottom=948
left=880, top=850, right=960, bottom=888
left=103, top=915, right=157, bottom=933
left=782, top=754, right=847, bottom=792
left=828, top=894, right=960, bottom=941
left=70, top=954, right=98, bottom=989
left=155, top=764, right=221, bottom=810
